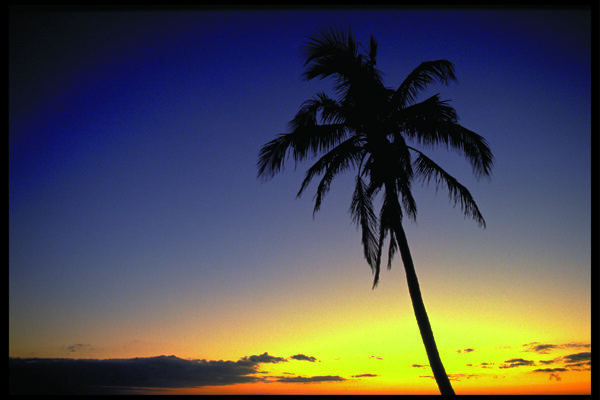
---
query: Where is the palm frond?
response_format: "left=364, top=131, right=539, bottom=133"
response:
left=289, top=92, right=345, bottom=127
left=410, top=147, right=486, bottom=228
left=302, top=26, right=360, bottom=84
left=442, top=124, right=494, bottom=179
left=257, top=133, right=292, bottom=180
left=349, top=175, right=379, bottom=270
left=396, top=176, right=418, bottom=222
left=393, top=60, right=457, bottom=107
left=257, top=123, right=348, bottom=180
left=296, top=135, right=363, bottom=197
left=368, top=34, right=377, bottom=66
left=399, top=93, right=458, bottom=125
left=372, top=187, right=404, bottom=288
left=302, top=26, right=384, bottom=100
left=297, top=136, right=364, bottom=215
left=257, top=92, right=350, bottom=181
left=401, top=100, right=494, bottom=179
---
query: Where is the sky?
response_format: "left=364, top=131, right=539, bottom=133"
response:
left=9, top=6, right=594, bottom=395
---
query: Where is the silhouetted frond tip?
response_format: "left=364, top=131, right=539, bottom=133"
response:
left=257, top=134, right=289, bottom=180
left=394, top=60, right=457, bottom=107
left=303, top=138, right=364, bottom=218
left=411, top=147, right=486, bottom=228
left=349, top=176, right=379, bottom=271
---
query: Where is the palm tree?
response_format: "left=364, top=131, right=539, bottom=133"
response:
left=257, top=27, right=493, bottom=395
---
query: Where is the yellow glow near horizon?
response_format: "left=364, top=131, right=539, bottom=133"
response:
left=9, top=257, right=590, bottom=395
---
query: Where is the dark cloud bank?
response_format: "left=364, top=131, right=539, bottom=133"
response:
left=9, top=352, right=372, bottom=394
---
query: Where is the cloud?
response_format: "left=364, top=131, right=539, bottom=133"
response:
left=9, top=353, right=288, bottom=394
left=290, top=354, right=317, bottom=362
left=548, top=373, right=562, bottom=381
left=239, top=352, right=287, bottom=364
left=526, top=343, right=557, bottom=353
left=64, top=343, right=93, bottom=353
left=562, top=352, right=591, bottom=364
left=274, top=375, right=346, bottom=383
left=562, top=352, right=591, bottom=370
left=533, top=368, right=568, bottom=382
left=351, top=373, right=378, bottom=378
left=533, top=368, right=568, bottom=373
left=523, top=342, right=590, bottom=354
left=11, top=352, right=377, bottom=394
left=419, top=373, right=479, bottom=382
left=456, top=348, right=475, bottom=353
left=499, top=358, right=535, bottom=369
left=411, top=364, right=429, bottom=369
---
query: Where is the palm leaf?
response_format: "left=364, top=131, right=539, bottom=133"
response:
left=393, top=60, right=457, bottom=107
left=289, top=92, right=345, bottom=127
left=372, top=186, right=404, bottom=288
left=298, top=136, right=364, bottom=215
left=399, top=93, right=458, bottom=125
left=303, top=26, right=384, bottom=101
left=302, top=26, right=361, bottom=86
left=349, top=175, right=379, bottom=270
left=257, top=92, right=350, bottom=181
left=398, top=94, right=493, bottom=179
left=257, top=123, right=348, bottom=180
left=410, top=147, right=486, bottom=228
left=257, top=133, right=292, bottom=179
left=367, top=34, right=377, bottom=66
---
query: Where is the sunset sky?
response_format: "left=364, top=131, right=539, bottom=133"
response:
left=9, top=6, right=593, bottom=394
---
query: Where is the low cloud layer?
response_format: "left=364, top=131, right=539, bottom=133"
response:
left=10, top=351, right=377, bottom=394
left=9, top=352, right=329, bottom=395
left=10, top=355, right=260, bottom=394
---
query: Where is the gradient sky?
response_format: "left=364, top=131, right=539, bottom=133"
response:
left=9, top=6, right=593, bottom=395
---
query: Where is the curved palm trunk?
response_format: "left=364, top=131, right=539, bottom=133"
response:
left=393, top=221, right=455, bottom=395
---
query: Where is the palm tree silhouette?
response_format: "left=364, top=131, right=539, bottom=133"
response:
left=257, top=27, right=493, bottom=395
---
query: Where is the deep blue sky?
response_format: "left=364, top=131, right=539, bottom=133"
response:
left=9, top=7, right=592, bottom=371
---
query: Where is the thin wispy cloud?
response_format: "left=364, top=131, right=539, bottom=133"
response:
left=290, top=354, right=318, bottom=362
left=522, top=342, right=590, bottom=354
left=533, top=367, right=568, bottom=373
left=351, top=373, right=378, bottom=378
left=420, top=373, right=480, bottom=382
left=239, top=352, right=287, bottom=364
left=456, top=348, right=475, bottom=353
left=273, top=375, right=346, bottom=383
left=499, top=358, right=536, bottom=369
left=64, top=343, right=94, bottom=353
left=548, top=373, right=562, bottom=381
